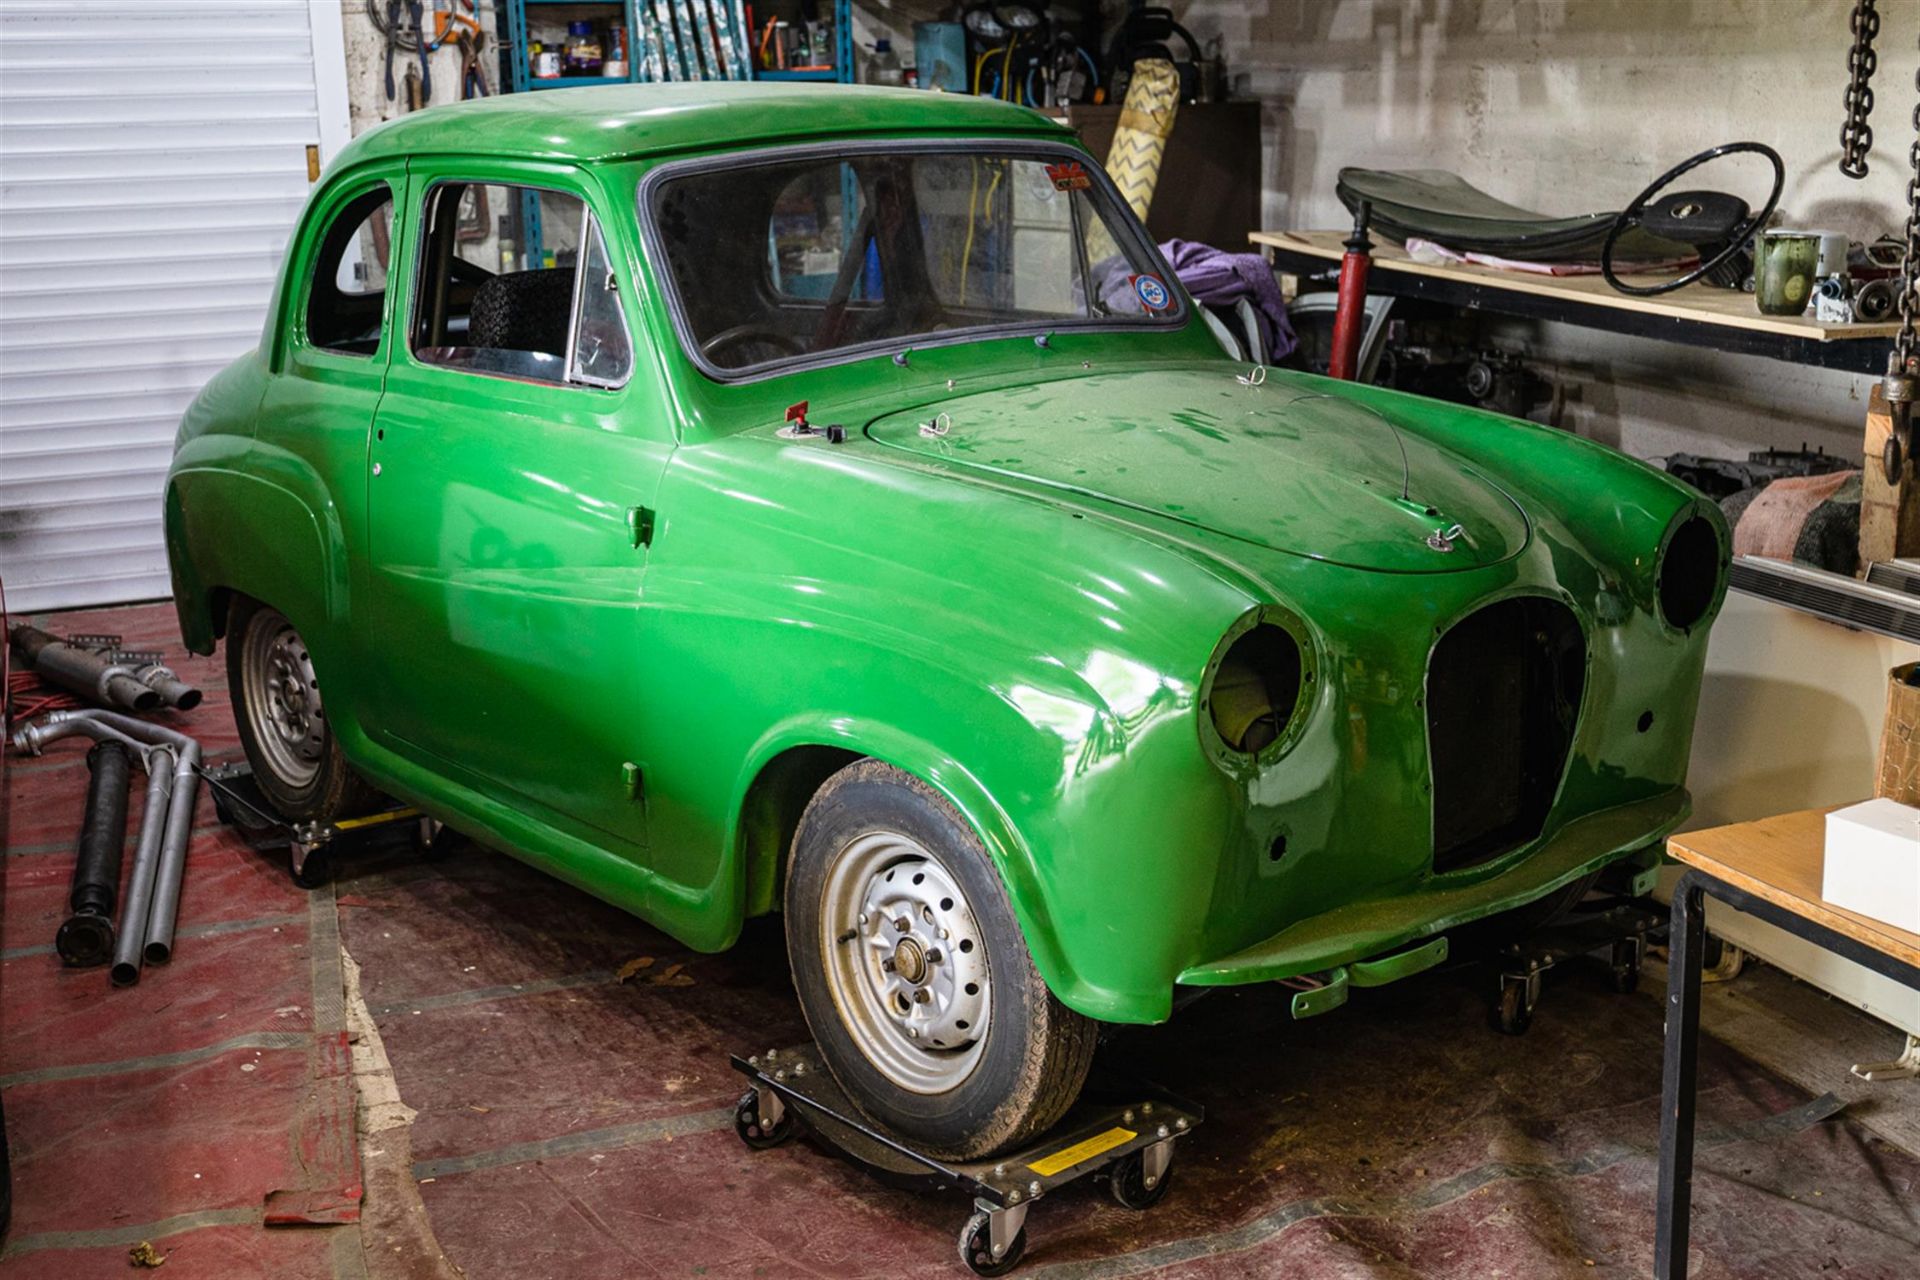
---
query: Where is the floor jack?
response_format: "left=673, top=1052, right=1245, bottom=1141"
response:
left=732, top=1044, right=1201, bottom=1275
left=200, top=761, right=441, bottom=887
left=1492, top=896, right=1663, bottom=1035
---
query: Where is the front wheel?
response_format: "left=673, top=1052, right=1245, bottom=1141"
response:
left=227, top=598, right=376, bottom=824
left=785, top=760, right=1095, bottom=1160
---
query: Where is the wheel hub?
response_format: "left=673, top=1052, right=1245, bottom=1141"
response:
left=820, top=833, right=992, bottom=1094
left=240, top=610, right=327, bottom=789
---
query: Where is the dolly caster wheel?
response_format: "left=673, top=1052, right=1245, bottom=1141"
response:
left=733, top=1088, right=792, bottom=1150
left=1494, top=975, right=1534, bottom=1035
left=412, top=816, right=450, bottom=859
left=959, top=1208, right=1027, bottom=1276
left=289, top=847, right=332, bottom=889
left=1608, top=938, right=1642, bottom=994
left=1108, top=1147, right=1174, bottom=1210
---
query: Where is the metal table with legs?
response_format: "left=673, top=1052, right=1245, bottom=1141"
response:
left=1657, top=810, right=1920, bottom=1280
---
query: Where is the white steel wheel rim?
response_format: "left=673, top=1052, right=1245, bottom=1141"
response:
left=819, top=830, right=991, bottom=1095
left=241, top=610, right=326, bottom=789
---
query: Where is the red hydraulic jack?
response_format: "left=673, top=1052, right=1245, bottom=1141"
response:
left=1327, top=200, right=1374, bottom=382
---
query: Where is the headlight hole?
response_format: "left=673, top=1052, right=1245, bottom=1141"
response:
left=1209, top=624, right=1304, bottom=755
left=1659, top=516, right=1720, bottom=631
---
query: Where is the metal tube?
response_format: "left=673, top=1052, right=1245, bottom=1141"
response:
left=8, top=624, right=160, bottom=712
left=14, top=710, right=205, bottom=972
left=143, top=741, right=201, bottom=964
left=132, top=662, right=202, bottom=711
left=111, top=746, right=173, bottom=987
left=56, top=740, right=132, bottom=967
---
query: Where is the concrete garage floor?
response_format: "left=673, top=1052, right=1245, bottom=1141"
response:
left=5, top=603, right=1920, bottom=1278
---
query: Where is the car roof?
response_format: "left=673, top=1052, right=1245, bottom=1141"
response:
left=331, top=84, right=1075, bottom=171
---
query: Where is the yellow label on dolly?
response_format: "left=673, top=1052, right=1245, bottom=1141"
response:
left=1027, top=1126, right=1136, bottom=1177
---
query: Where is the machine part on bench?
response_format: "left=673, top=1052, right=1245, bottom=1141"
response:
left=960, top=1201, right=1028, bottom=1276
left=56, top=740, right=132, bottom=967
left=1850, top=1032, right=1920, bottom=1082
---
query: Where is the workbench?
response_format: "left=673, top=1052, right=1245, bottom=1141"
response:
left=1657, top=809, right=1920, bottom=1280
left=1252, top=229, right=1901, bottom=375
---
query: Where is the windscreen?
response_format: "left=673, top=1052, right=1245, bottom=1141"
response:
left=647, top=148, right=1182, bottom=374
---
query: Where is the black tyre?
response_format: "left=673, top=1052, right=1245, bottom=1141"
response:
left=227, top=597, right=377, bottom=824
left=785, top=760, right=1096, bottom=1161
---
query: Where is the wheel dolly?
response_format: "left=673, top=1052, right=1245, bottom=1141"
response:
left=200, top=760, right=442, bottom=887
left=1492, top=896, right=1663, bottom=1034
left=731, top=1044, right=1202, bottom=1275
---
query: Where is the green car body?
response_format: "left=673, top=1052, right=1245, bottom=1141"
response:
left=165, top=86, right=1726, bottom=1029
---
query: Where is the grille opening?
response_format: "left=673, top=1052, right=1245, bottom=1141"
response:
left=1427, top=598, right=1586, bottom=873
left=1209, top=624, right=1303, bottom=755
left=1660, top=516, right=1720, bottom=631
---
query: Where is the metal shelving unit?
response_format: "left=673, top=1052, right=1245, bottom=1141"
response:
left=505, top=0, right=756, bottom=93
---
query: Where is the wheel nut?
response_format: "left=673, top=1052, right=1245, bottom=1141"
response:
left=913, top=989, right=931, bottom=1004
left=927, top=949, right=943, bottom=964
left=894, top=917, right=911, bottom=933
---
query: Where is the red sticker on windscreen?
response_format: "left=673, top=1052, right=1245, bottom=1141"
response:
left=1046, top=161, right=1093, bottom=192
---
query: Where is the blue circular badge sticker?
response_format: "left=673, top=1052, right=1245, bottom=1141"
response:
left=1133, top=274, right=1172, bottom=312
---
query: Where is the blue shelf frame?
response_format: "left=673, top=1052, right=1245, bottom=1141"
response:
left=506, top=0, right=762, bottom=92
left=748, top=0, right=853, bottom=84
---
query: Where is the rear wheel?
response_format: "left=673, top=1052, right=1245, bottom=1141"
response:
left=227, top=598, right=376, bottom=824
left=785, top=760, right=1095, bottom=1160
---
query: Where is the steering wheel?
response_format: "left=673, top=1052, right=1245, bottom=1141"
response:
left=1599, top=141, right=1784, bottom=297
left=700, top=324, right=806, bottom=366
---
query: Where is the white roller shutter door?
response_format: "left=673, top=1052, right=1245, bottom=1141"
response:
left=0, top=0, right=350, bottom=611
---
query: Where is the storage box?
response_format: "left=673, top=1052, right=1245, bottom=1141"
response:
left=1823, top=798, right=1920, bottom=935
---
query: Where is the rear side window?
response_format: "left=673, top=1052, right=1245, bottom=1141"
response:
left=411, top=181, right=632, bottom=388
left=306, top=185, right=393, bottom=355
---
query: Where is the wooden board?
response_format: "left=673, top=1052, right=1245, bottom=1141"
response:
left=1251, top=229, right=1902, bottom=343
left=1667, top=807, right=1920, bottom=971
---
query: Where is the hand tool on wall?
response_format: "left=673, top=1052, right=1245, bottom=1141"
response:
left=1328, top=201, right=1374, bottom=382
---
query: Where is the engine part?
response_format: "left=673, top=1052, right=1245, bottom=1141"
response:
left=56, top=740, right=132, bottom=967
left=11, top=709, right=204, bottom=979
left=1857, top=276, right=1899, bottom=320
left=9, top=625, right=156, bottom=712
left=1665, top=444, right=1851, bottom=500
left=1814, top=273, right=1857, bottom=324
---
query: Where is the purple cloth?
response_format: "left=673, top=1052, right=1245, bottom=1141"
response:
left=1158, top=238, right=1297, bottom=361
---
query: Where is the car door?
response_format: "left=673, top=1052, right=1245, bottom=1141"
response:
left=365, top=161, right=669, bottom=858
left=253, top=166, right=403, bottom=649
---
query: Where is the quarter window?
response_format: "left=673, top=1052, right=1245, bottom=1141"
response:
left=306, top=185, right=393, bottom=356
left=411, top=182, right=631, bottom=388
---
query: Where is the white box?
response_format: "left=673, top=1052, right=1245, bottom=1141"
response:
left=1823, top=798, right=1920, bottom=935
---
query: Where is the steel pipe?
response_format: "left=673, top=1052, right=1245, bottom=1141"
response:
left=56, top=740, right=132, bottom=967
left=8, top=624, right=159, bottom=712
left=12, top=709, right=205, bottom=978
left=133, top=662, right=202, bottom=711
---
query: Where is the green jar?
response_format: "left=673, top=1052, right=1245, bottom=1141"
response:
left=1754, top=231, right=1821, bottom=316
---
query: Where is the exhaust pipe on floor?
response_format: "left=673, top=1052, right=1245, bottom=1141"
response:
left=12, top=709, right=204, bottom=979
left=56, top=739, right=133, bottom=967
left=8, top=624, right=160, bottom=712
left=131, top=661, right=202, bottom=712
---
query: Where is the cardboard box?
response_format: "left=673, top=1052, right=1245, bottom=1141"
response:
left=1824, top=798, right=1920, bottom=935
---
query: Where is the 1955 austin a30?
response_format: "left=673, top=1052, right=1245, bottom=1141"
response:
left=165, top=85, right=1728, bottom=1160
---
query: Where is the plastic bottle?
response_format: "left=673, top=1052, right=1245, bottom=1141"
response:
left=564, top=20, right=604, bottom=75
left=866, top=38, right=904, bottom=87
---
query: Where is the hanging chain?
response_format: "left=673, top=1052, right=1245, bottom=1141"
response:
left=1842, top=0, right=1881, bottom=179
left=1893, top=27, right=1920, bottom=376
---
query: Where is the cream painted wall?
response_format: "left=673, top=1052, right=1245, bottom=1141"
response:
left=1172, top=0, right=1915, bottom=464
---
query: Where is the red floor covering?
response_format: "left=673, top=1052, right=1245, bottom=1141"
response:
left=5, top=601, right=1919, bottom=1278
left=2, top=603, right=355, bottom=1278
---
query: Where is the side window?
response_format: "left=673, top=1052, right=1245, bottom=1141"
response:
left=411, top=181, right=631, bottom=388
left=306, top=185, right=393, bottom=355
